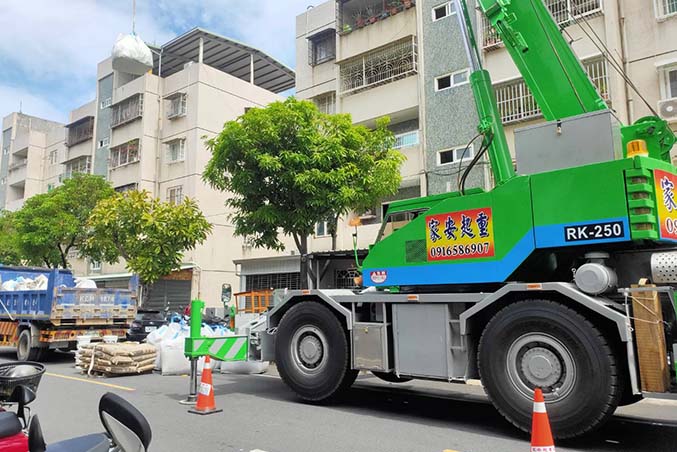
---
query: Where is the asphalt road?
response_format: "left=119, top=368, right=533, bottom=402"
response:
left=2, top=349, right=677, bottom=452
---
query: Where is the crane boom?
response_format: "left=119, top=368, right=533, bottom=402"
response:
left=477, top=0, right=608, bottom=121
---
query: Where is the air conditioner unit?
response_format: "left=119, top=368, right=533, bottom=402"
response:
left=658, top=98, right=677, bottom=122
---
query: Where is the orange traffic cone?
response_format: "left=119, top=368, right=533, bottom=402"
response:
left=188, top=356, right=223, bottom=415
left=531, top=388, right=556, bottom=452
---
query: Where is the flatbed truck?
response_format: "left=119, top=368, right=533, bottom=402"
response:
left=252, top=0, right=677, bottom=439
left=0, top=265, right=138, bottom=361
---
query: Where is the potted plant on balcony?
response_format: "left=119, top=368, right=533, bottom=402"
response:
left=354, top=9, right=366, bottom=28
left=366, top=6, right=378, bottom=24
left=388, top=0, right=401, bottom=15
left=403, top=0, right=414, bottom=9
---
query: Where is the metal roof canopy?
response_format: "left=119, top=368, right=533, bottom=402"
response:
left=152, top=28, right=295, bottom=94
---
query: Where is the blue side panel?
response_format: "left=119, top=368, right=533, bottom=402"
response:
left=534, top=217, right=630, bottom=248
left=364, top=231, right=535, bottom=286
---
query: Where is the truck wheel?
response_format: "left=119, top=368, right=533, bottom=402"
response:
left=372, top=371, right=413, bottom=383
left=275, top=301, right=355, bottom=401
left=478, top=300, right=620, bottom=439
left=17, top=329, right=43, bottom=361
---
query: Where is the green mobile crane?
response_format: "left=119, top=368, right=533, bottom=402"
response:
left=255, top=0, right=677, bottom=438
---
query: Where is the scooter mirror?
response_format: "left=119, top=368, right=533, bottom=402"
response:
left=9, top=385, right=36, bottom=406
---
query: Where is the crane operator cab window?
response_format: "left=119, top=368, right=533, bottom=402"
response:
left=376, top=208, right=427, bottom=242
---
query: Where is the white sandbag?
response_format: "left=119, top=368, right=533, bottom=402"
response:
left=1, top=280, right=16, bottom=291
left=220, top=361, right=269, bottom=375
left=111, top=34, right=153, bottom=75
left=74, top=278, right=97, bottom=289
left=160, top=336, right=190, bottom=376
left=34, top=274, right=48, bottom=290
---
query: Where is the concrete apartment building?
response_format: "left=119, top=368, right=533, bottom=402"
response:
left=0, top=113, right=66, bottom=211
left=236, top=0, right=677, bottom=293
left=0, top=28, right=294, bottom=310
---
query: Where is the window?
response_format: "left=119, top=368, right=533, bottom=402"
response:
left=109, top=139, right=139, bottom=169
left=111, top=94, right=143, bottom=128
left=438, top=145, right=475, bottom=166
left=340, top=37, right=417, bottom=95
left=494, top=57, right=609, bottom=123
left=2, top=147, right=8, bottom=155
left=167, top=185, right=183, bottom=205
left=63, top=156, right=91, bottom=179
left=312, top=92, right=336, bottom=114
left=660, top=66, right=677, bottom=99
left=432, top=2, right=455, bottom=21
left=335, top=267, right=361, bottom=289
left=49, top=150, right=58, bottom=164
left=315, top=221, right=329, bottom=237
left=308, top=30, right=336, bottom=66
left=47, top=183, right=54, bottom=192
left=657, top=0, right=677, bottom=17
left=66, top=117, right=94, bottom=146
left=393, top=130, right=420, bottom=149
left=435, top=69, right=470, bottom=91
left=245, top=272, right=301, bottom=291
left=115, top=183, right=138, bottom=193
left=0, top=178, right=5, bottom=185
left=90, top=260, right=101, bottom=272
left=100, top=97, right=112, bottom=109
left=166, top=139, right=186, bottom=163
left=377, top=209, right=426, bottom=241
left=167, top=93, right=187, bottom=119
left=98, top=137, right=110, bottom=148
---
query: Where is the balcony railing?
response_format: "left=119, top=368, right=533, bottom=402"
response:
left=393, top=130, right=420, bottom=149
left=339, top=36, right=417, bottom=95
left=8, top=160, right=27, bottom=171
left=66, top=117, right=94, bottom=147
left=338, top=0, right=416, bottom=35
left=111, top=94, right=144, bottom=129
left=481, top=0, right=603, bottom=50
left=494, top=57, right=609, bottom=124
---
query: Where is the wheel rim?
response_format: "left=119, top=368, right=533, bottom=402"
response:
left=506, top=332, right=576, bottom=402
left=290, top=325, right=328, bottom=375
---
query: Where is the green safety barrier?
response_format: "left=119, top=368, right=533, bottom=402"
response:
left=183, top=299, right=248, bottom=361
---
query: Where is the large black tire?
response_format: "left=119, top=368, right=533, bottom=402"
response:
left=275, top=301, right=355, bottom=401
left=372, top=371, right=413, bottom=383
left=17, top=329, right=43, bottom=362
left=478, top=300, right=620, bottom=439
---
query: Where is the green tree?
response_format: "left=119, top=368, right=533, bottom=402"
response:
left=203, top=97, right=404, bottom=287
left=0, top=210, right=23, bottom=266
left=13, top=174, right=115, bottom=268
left=81, top=190, right=212, bottom=285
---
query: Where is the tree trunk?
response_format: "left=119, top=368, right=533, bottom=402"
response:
left=329, top=214, right=340, bottom=251
left=294, top=233, right=310, bottom=289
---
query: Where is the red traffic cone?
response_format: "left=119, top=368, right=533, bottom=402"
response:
left=531, top=388, right=556, bottom=452
left=189, top=356, right=222, bottom=415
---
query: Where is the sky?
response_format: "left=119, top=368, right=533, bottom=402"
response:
left=0, top=0, right=310, bottom=124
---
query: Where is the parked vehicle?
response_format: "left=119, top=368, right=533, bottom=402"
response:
left=126, top=310, right=165, bottom=342
left=0, top=266, right=138, bottom=361
left=0, top=362, right=151, bottom=452
left=252, top=0, right=677, bottom=440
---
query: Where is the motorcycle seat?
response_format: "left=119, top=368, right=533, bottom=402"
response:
left=0, top=411, right=22, bottom=438
left=46, top=433, right=109, bottom=452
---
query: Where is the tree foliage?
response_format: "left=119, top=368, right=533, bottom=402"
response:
left=0, top=210, right=22, bottom=266
left=81, top=190, right=212, bottom=285
left=13, top=174, right=115, bottom=268
left=203, top=97, right=404, bottom=285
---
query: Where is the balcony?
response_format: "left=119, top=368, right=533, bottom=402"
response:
left=339, top=36, right=417, bottom=96
left=66, top=116, right=94, bottom=147
left=111, top=94, right=144, bottom=129
left=338, top=0, right=416, bottom=35
left=7, top=162, right=27, bottom=186
left=393, top=130, right=419, bottom=149
left=480, top=0, right=603, bottom=50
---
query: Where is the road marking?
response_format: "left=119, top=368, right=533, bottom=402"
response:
left=45, top=372, right=135, bottom=391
